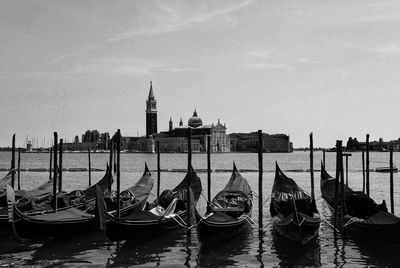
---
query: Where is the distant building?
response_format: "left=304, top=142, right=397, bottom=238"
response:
left=146, top=81, right=157, bottom=138
left=229, top=132, right=293, bottom=153
left=154, top=110, right=230, bottom=153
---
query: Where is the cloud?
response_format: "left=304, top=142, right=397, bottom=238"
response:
left=109, top=0, right=254, bottom=42
left=71, top=57, right=196, bottom=75
left=237, top=62, right=288, bottom=70
left=236, top=49, right=319, bottom=71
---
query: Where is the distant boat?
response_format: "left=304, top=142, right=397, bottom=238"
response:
left=375, top=166, right=398, bottom=173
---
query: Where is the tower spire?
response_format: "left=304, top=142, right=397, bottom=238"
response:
left=148, top=81, right=155, bottom=100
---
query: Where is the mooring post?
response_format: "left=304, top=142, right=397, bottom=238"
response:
left=339, top=143, right=346, bottom=223
left=17, top=148, right=21, bottom=190
left=345, top=154, right=349, bottom=186
left=108, top=139, right=113, bottom=191
left=362, top=150, right=365, bottom=193
left=58, top=139, right=63, bottom=193
left=49, top=147, right=53, bottom=182
left=390, top=148, right=394, bottom=214
left=53, top=132, right=58, bottom=212
left=116, top=129, right=121, bottom=218
left=366, top=134, right=370, bottom=197
left=334, top=140, right=340, bottom=228
left=207, top=135, right=211, bottom=205
left=187, top=127, right=192, bottom=229
left=258, top=130, right=263, bottom=230
left=11, top=134, right=15, bottom=188
left=157, top=141, right=160, bottom=198
left=88, top=146, right=92, bottom=187
left=323, top=150, right=326, bottom=167
left=310, top=133, right=315, bottom=200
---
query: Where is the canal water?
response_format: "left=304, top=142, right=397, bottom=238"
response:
left=1, top=151, right=400, bottom=267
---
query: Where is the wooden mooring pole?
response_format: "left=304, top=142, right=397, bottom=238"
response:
left=339, top=143, right=346, bottom=223
left=207, top=135, right=211, bottom=205
left=366, top=134, right=370, bottom=197
left=187, top=128, right=192, bottom=229
left=157, top=141, right=160, bottom=198
left=362, top=150, right=365, bottom=194
left=17, top=148, right=21, bottom=190
left=11, top=134, right=15, bottom=188
left=58, top=139, right=63, bottom=193
left=258, top=130, right=263, bottom=230
left=53, top=132, right=58, bottom=212
left=323, top=150, right=326, bottom=167
left=108, top=139, right=113, bottom=191
left=116, top=130, right=121, bottom=218
left=310, top=133, right=315, bottom=200
left=49, top=147, right=52, bottom=182
left=88, top=146, right=91, bottom=187
left=334, top=140, right=340, bottom=228
left=390, top=148, right=394, bottom=214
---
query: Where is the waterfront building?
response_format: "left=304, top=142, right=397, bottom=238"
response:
left=229, top=132, right=293, bottom=153
left=154, top=110, right=230, bottom=153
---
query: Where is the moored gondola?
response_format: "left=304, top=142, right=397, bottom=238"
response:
left=320, top=163, right=400, bottom=242
left=270, top=163, right=320, bottom=244
left=0, top=172, right=54, bottom=229
left=97, top=166, right=202, bottom=241
left=196, top=163, right=252, bottom=244
left=8, top=164, right=153, bottom=239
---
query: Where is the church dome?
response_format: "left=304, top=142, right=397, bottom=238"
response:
left=188, top=110, right=203, bottom=128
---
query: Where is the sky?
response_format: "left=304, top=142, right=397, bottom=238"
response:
left=1, top=0, right=400, bottom=148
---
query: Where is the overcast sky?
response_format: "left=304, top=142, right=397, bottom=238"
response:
left=1, top=0, right=400, bottom=148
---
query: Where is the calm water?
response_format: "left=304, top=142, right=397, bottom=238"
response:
left=1, top=151, right=400, bottom=267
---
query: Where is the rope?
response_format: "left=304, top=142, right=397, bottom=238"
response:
left=251, top=191, right=259, bottom=199
left=263, top=195, right=271, bottom=206
left=238, top=214, right=256, bottom=226
left=343, top=217, right=363, bottom=228
left=201, top=192, right=212, bottom=205
left=319, top=199, right=340, bottom=232
left=261, top=220, right=273, bottom=230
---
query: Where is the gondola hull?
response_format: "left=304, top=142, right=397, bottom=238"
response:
left=196, top=210, right=250, bottom=244
left=323, top=200, right=400, bottom=242
left=12, top=206, right=96, bottom=239
left=105, top=211, right=187, bottom=241
left=272, top=213, right=320, bottom=245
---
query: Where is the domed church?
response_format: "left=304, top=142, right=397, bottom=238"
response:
left=155, top=109, right=230, bottom=153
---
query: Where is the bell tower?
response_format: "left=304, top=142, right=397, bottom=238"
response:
left=146, top=81, right=157, bottom=138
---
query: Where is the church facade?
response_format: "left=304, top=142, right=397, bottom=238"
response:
left=154, top=110, right=230, bottom=153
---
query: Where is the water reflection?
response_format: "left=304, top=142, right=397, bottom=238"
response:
left=271, top=228, right=322, bottom=267
left=108, top=229, right=188, bottom=267
left=29, top=231, right=109, bottom=266
left=197, top=227, right=252, bottom=267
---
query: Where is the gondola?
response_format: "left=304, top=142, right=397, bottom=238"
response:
left=320, top=163, right=400, bottom=242
left=0, top=172, right=53, bottom=228
left=196, top=163, right=252, bottom=244
left=270, top=163, right=320, bottom=244
left=8, top=165, right=117, bottom=239
left=104, top=163, right=154, bottom=216
left=97, top=166, right=202, bottom=241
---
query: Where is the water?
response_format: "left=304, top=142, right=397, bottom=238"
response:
left=1, top=151, right=400, bottom=267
